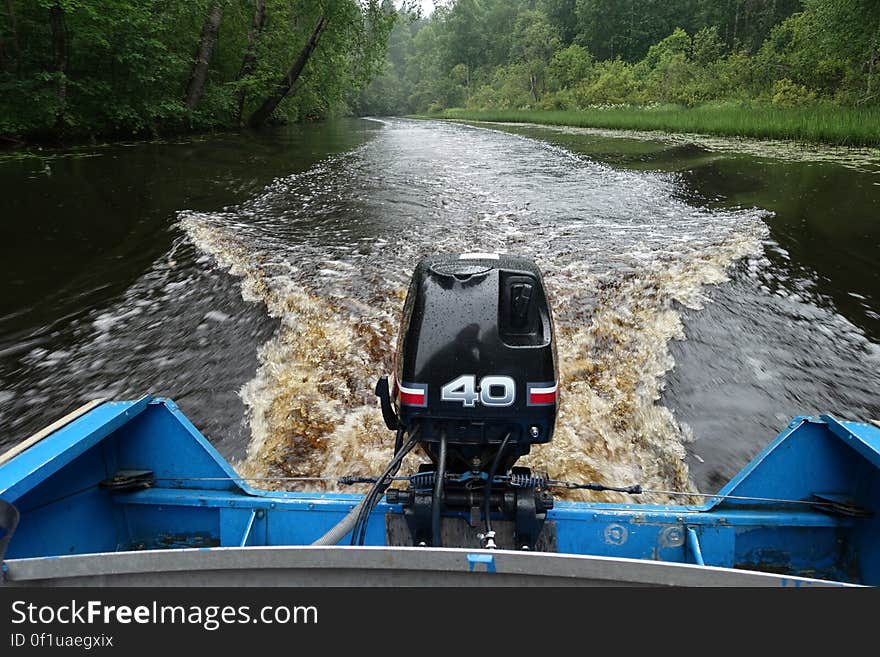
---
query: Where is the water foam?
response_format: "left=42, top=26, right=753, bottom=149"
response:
left=180, top=119, right=770, bottom=502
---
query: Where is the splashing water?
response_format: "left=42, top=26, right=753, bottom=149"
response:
left=180, top=119, right=770, bottom=502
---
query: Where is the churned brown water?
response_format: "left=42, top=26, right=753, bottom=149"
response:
left=2, top=118, right=878, bottom=502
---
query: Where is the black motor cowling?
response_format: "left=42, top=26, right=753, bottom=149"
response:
left=391, top=253, right=558, bottom=473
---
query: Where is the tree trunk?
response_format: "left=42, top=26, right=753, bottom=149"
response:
left=235, top=0, right=267, bottom=125
left=184, top=2, right=224, bottom=110
left=865, top=44, right=877, bottom=104
left=627, top=0, right=635, bottom=61
left=248, top=15, right=328, bottom=129
left=49, top=1, right=68, bottom=105
left=5, top=0, right=21, bottom=75
left=732, top=0, right=741, bottom=48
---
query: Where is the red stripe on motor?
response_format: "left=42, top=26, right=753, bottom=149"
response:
left=399, top=390, right=425, bottom=405
left=529, top=391, right=556, bottom=404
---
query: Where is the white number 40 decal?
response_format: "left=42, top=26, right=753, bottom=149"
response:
left=440, top=375, right=516, bottom=407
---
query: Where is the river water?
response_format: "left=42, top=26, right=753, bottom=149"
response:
left=1, top=118, right=877, bottom=500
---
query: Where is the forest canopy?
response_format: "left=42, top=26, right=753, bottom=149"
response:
left=2, top=1, right=878, bottom=143
left=0, top=0, right=396, bottom=142
left=357, top=0, right=880, bottom=116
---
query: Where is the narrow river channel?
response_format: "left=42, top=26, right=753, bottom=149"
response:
left=1, top=118, right=877, bottom=498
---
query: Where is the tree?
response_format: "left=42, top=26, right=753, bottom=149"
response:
left=3, top=0, right=22, bottom=76
left=540, top=0, right=579, bottom=44
left=800, top=0, right=880, bottom=103
left=694, top=0, right=802, bottom=53
left=548, top=44, right=594, bottom=91
left=184, top=1, right=224, bottom=110
left=48, top=1, right=68, bottom=108
left=441, top=0, right=487, bottom=73
left=510, top=9, right=561, bottom=103
left=234, top=0, right=268, bottom=124
left=246, top=0, right=396, bottom=127
left=636, top=28, right=697, bottom=104
left=355, top=3, right=421, bottom=115
left=248, top=14, right=328, bottom=128
left=574, top=0, right=684, bottom=62
left=0, top=0, right=399, bottom=141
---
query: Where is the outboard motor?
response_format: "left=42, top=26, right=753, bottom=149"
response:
left=376, top=253, right=558, bottom=550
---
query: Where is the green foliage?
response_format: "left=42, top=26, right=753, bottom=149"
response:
left=771, top=79, right=817, bottom=107
left=755, top=1, right=880, bottom=105
left=691, top=26, right=725, bottom=66
left=577, top=59, right=637, bottom=105
left=639, top=27, right=691, bottom=70
left=13, top=0, right=873, bottom=143
left=356, top=0, right=880, bottom=129
left=0, top=0, right=397, bottom=141
left=547, top=44, right=594, bottom=91
left=511, top=10, right=561, bottom=66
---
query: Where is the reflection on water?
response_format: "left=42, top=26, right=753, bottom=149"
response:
left=1, top=118, right=877, bottom=499
left=182, top=118, right=770, bottom=501
left=486, top=121, right=880, bottom=340
left=0, top=120, right=380, bottom=456
left=489, top=121, right=880, bottom=489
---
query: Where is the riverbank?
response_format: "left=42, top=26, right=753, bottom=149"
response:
left=426, top=105, right=880, bottom=147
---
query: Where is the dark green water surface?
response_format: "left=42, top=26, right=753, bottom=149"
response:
left=487, top=122, right=878, bottom=489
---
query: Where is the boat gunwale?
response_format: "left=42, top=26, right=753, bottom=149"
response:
left=1, top=545, right=855, bottom=587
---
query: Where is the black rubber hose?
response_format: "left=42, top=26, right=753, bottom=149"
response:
left=431, top=431, right=447, bottom=547
left=352, top=426, right=420, bottom=546
left=393, top=426, right=403, bottom=455
left=483, top=432, right=511, bottom=541
left=312, top=427, right=417, bottom=547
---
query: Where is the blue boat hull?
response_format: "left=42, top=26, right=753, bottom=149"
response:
left=1, top=396, right=878, bottom=586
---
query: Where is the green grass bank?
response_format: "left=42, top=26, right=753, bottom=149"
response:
left=427, top=105, right=880, bottom=147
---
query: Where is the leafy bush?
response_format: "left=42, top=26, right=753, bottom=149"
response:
left=547, top=44, right=594, bottom=91
left=771, top=78, right=817, bottom=107
left=577, top=59, right=637, bottom=105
